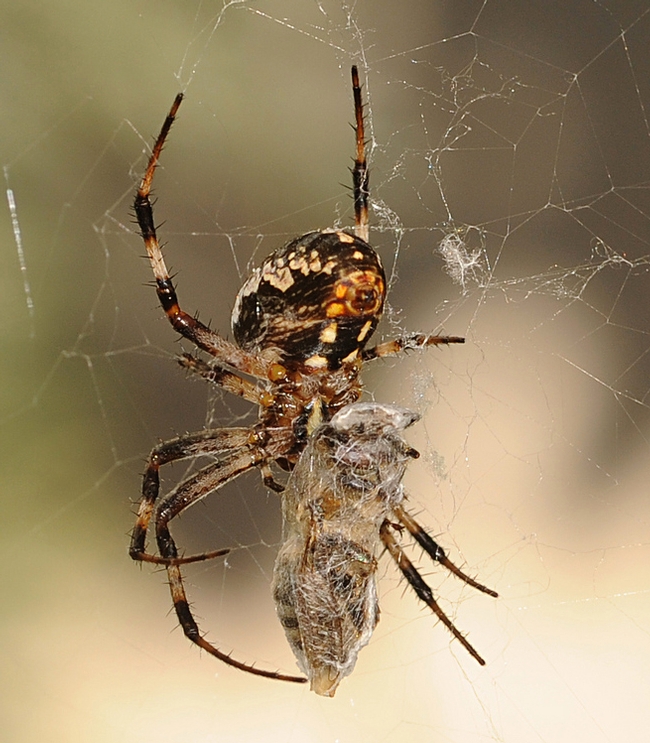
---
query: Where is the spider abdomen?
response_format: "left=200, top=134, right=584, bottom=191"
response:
left=232, top=230, right=386, bottom=371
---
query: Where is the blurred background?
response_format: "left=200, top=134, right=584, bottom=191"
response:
left=2, top=1, right=649, bottom=741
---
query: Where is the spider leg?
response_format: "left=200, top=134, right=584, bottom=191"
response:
left=166, top=558, right=305, bottom=683
left=178, top=353, right=270, bottom=406
left=134, top=94, right=272, bottom=380
left=259, top=462, right=285, bottom=493
left=152, top=452, right=306, bottom=684
left=362, top=332, right=465, bottom=362
left=153, top=451, right=262, bottom=561
left=394, top=505, right=498, bottom=597
left=129, top=428, right=253, bottom=565
left=379, top=520, right=488, bottom=666
left=351, top=66, right=369, bottom=243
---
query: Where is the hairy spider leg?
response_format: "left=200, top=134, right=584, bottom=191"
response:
left=157, top=450, right=306, bottom=683
left=130, top=428, right=253, bottom=566
left=166, top=558, right=305, bottom=683
left=362, top=332, right=465, bottom=362
left=394, top=505, right=498, bottom=598
left=379, top=522, right=489, bottom=666
left=178, top=353, right=268, bottom=405
left=351, top=69, right=465, bottom=362
left=133, top=93, right=272, bottom=380
left=351, top=66, right=369, bottom=243
left=130, top=428, right=306, bottom=683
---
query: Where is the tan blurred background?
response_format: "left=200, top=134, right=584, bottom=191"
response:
left=2, top=1, right=649, bottom=741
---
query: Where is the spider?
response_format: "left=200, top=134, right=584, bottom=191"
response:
left=129, top=66, right=497, bottom=693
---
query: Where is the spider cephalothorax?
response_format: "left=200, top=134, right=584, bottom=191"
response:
left=129, top=66, right=496, bottom=693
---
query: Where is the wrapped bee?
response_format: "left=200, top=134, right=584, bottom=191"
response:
left=272, top=402, right=497, bottom=696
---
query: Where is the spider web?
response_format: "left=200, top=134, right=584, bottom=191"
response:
left=2, top=1, right=649, bottom=741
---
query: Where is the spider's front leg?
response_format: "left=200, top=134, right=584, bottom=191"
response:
left=393, top=505, right=498, bottom=598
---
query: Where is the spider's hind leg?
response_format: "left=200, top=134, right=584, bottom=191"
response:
left=152, top=450, right=306, bottom=684
left=134, top=93, right=272, bottom=380
left=351, top=65, right=369, bottom=243
left=130, top=429, right=306, bottom=684
left=129, top=428, right=254, bottom=565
